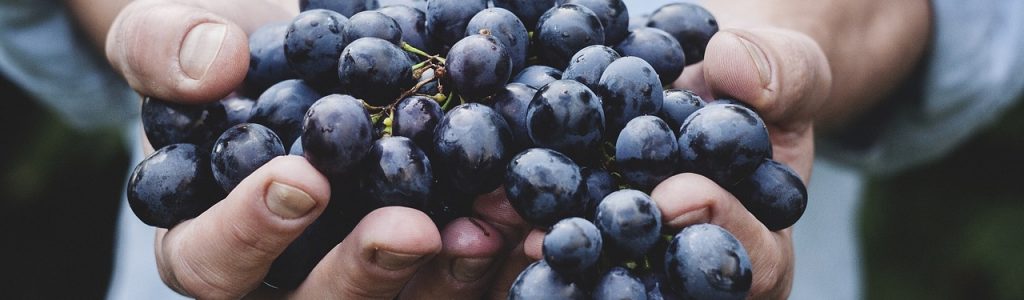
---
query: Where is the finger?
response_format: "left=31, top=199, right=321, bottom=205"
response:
left=291, top=207, right=442, bottom=299
left=651, top=173, right=794, bottom=299
left=400, top=218, right=504, bottom=299
left=474, top=188, right=532, bottom=245
left=484, top=241, right=537, bottom=300
left=671, top=62, right=714, bottom=101
left=154, top=156, right=330, bottom=299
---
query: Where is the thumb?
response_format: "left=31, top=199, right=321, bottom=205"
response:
left=703, top=28, right=832, bottom=127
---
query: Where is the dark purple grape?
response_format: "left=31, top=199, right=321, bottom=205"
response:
left=210, top=123, right=286, bottom=192
left=244, top=22, right=299, bottom=96
left=127, top=144, right=222, bottom=228
left=505, top=148, right=585, bottom=227
left=616, top=116, right=679, bottom=191
left=628, top=13, right=649, bottom=31
left=640, top=270, right=681, bottom=300
left=543, top=217, right=602, bottom=277
left=731, top=159, right=807, bottom=231
left=432, top=103, right=513, bottom=195
left=378, top=0, right=426, bottom=12
left=677, top=104, right=771, bottom=187
left=511, top=65, right=563, bottom=89
left=445, top=34, right=512, bottom=101
left=284, top=9, right=349, bottom=87
left=363, top=136, right=433, bottom=209
left=597, top=56, right=664, bottom=138
left=466, top=8, right=530, bottom=74
left=301, top=94, right=373, bottom=177
left=392, top=95, right=443, bottom=152
left=414, top=68, right=441, bottom=95
left=425, top=177, right=475, bottom=227
left=509, top=260, right=586, bottom=300
left=660, top=89, right=705, bottom=133
left=337, top=37, right=416, bottom=106
left=582, top=167, right=615, bottom=220
left=558, top=0, right=629, bottom=45
left=289, top=137, right=304, bottom=156
left=378, top=4, right=434, bottom=53
left=221, top=94, right=256, bottom=128
left=341, top=11, right=403, bottom=44
left=141, top=96, right=228, bottom=151
left=250, top=79, right=322, bottom=147
left=492, top=0, right=555, bottom=29
left=535, top=4, right=605, bottom=69
left=562, top=45, right=619, bottom=88
left=614, top=27, right=685, bottom=85
left=526, top=80, right=605, bottom=165
left=665, top=224, right=752, bottom=300
left=646, top=2, right=719, bottom=65
left=299, top=0, right=378, bottom=17
left=594, top=267, right=647, bottom=300
left=426, top=0, right=488, bottom=51
left=490, top=83, right=538, bottom=151
left=594, top=189, right=661, bottom=260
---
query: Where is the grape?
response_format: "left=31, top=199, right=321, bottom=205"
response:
left=614, top=27, right=686, bottom=85
left=337, top=37, right=416, bottom=106
left=562, top=45, right=619, bottom=89
left=466, top=8, right=530, bottom=74
left=210, top=123, right=286, bottom=192
left=414, top=68, right=441, bottom=95
left=594, top=189, right=662, bottom=260
left=526, top=79, right=605, bottom=164
left=250, top=79, right=322, bottom=147
left=127, top=144, right=222, bottom=228
left=543, top=217, right=602, bottom=277
left=284, top=9, right=349, bottom=87
left=363, top=136, right=433, bottom=209
left=445, top=34, right=512, bottom=101
left=535, top=4, right=605, bottom=69
left=660, top=89, right=705, bottom=133
left=594, top=267, right=647, bottom=300
left=492, top=0, right=555, bottom=29
left=558, top=0, right=629, bottom=45
left=581, top=167, right=615, bottom=220
left=646, top=2, right=719, bottom=65
left=289, top=137, right=304, bottom=156
left=512, top=65, right=563, bottom=89
left=141, top=96, right=228, bottom=151
left=378, top=4, right=434, bottom=53
left=596, top=56, right=664, bottom=137
left=665, top=224, right=752, bottom=300
left=221, top=94, right=256, bottom=129
left=378, top=0, right=426, bottom=11
left=425, top=177, right=475, bottom=227
left=392, top=95, right=443, bottom=152
left=731, top=159, right=807, bottom=231
left=677, top=103, right=771, bottom=187
left=509, top=260, right=586, bottom=300
left=616, top=116, right=679, bottom=192
left=342, top=11, right=403, bottom=45
left=426, top=0, right=488, bottom=51
left=299, top=0, right=378, bottom=17
left=490, top=83, right=538, bottom=151
left=244, top=22, right=298, bottom=96
left=301, top=94, right=373, bottom=177
left=432, top=103, right=513, bottom=195
left=505, top=148, right=586, bottom=227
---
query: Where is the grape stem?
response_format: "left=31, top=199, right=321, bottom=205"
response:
left=402, top=42, right=446, bottom=64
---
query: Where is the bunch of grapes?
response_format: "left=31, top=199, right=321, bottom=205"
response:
left=126, top=0, right=809, bottom=297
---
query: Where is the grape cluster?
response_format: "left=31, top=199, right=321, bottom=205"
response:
left=126, top=0, right=809, bottom=297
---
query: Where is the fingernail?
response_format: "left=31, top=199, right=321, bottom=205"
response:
left=668, top=208, right=711, bottom=229
left=180, top=23, right=226, bottom=79
left=266, top=182, right=316, bottom=219
left=725, top=32, right=771, bottom=87
left=375, top=250, right=424, bottom=271
left=450, top=257, right=493, bottom=282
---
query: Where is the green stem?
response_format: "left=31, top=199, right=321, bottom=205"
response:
left=402, top=42, right=431, bottom=58
left=412, top=60, right=430, bottom=71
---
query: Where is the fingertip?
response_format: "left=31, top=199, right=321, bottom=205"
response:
left=704, top=30, right=773, bottom=108
left=523, top=229, right=545, bottom=260
left=441, top=218, right=504, bottom=258
left=356, top=207, right=443, bottom=258
left=650, top=173, right=726, bottom=229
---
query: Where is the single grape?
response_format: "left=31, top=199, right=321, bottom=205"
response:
left=505, top=148, right=586, bottom=227
left=646, top=2, right=719, bottom=65
left=535, top=4, right=605, bottom=69
left=526, top=79, right=605, bottom=165
left=284, top=9, right=349, bottom=87
left=492, top=0, right=555, bottom=29
left=558, top=0, right=629, bottom=45
left=581, top=167, right=615, bottom=220
left=210, top=123, right=286, bottom=192
left=562, top=45, right=619, bottom=89
left=364, top=136, right=433, bottom=209
left=466, top=7, right=530, bottom=74
left=378, top=0, right=426, bottom=11
left=301, top=94, right=373, bottom=177
left=511, top=65, right=563, bottom=89
left=249, top=79, right=322, bottom=147
left=543, top=217, right=602, bottom=277
left=432, top=103, right=513, bottom=195
left=141, top=96, right=228, bottom=152
left=594, top=189, right=662, bottom=260
left=299, top=0, right=378, bottom=17
left=660, top=89, right=705, bottom=133
left=221, top=94, right=256, bottom=128
left=392, top=95, right=443, bottom=152
left=378, top=4, right=434, bottom=53
left=342, top=11, right=403, bottom=45
left=244, top=22, right=298, bottom=96
left=665, top=224, right=752, bottom=300
left=337, top=37, right=416, bottom=106
left=508, top=260, right=586, bottom=300
left=594, top=267, right=647, bottom=300
left=445, top=34, right=512, bottom=101
left=616, top=116, right=680, bottom=192
left=127, top=144, right=222, bottom=228
left=289, top=137, right=304, bottom=156
left=596, top=56, right=664, bottom=138
left=731, top=159, right=807, bottom=231
left=426, top=0, right=488, bottom=51
left=614, top=27, right=686, bottom=85
left=677, top=103, right=771, bottom=187
left=490, top=83, right=538, bottom=151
